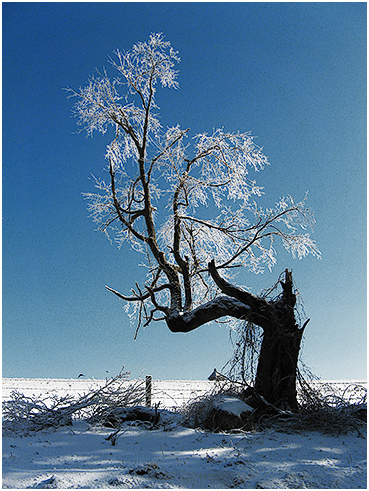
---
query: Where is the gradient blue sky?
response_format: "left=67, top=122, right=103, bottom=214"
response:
left=3, top=2, right=366, bottom=381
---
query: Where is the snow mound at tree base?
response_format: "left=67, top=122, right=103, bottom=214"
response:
left=203, top=396, right=255, bottom=431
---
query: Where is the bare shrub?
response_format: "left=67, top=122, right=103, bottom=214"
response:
left=287, top=376, right=367, bottom=436
left=3, top=369, right=146, bottom=436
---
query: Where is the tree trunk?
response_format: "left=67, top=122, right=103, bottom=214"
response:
left=254, top=324, right=303, bottom=410
left=253, top=270, right=307, bottom=410
left=207, top=263, right=307, bottom=411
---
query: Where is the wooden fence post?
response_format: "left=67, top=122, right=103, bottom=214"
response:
left=146, top=375, right=152, bottom=408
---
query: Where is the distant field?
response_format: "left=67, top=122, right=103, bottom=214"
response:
left=2, top=378, right=214, bottom=409
left=2, top=377, right=366, bottom=409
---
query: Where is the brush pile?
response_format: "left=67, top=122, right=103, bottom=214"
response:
left=2, top=369, right=146, bottom=436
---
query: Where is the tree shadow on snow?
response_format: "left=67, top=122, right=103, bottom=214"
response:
left=2, top=420, right=366, bottom=489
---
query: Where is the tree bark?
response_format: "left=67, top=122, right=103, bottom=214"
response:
left=253, top=324, right=303, bottom=410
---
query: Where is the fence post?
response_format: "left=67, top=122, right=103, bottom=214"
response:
left=145, top=375, right=152, bottom=408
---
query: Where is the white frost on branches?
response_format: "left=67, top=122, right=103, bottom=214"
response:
left=67, top=33, right=320, bottom=334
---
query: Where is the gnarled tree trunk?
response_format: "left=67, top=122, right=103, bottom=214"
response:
left=207, top=264, right=308, bottom=410
left=253, top=271, right=307, bottom=410
left=254, top=327, right=303, bottom=410
left=253, top=271, right=309, bottom=410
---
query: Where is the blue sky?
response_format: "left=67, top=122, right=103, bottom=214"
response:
left=3, top=3, right=366, bottom=381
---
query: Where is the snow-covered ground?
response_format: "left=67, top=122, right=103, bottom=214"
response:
left=2, top=378, right=367, bottom=489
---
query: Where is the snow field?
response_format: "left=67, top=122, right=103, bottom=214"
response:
left=3, top=419, right=366, bottom=489
left=2, top=378, right=215, bottom=409
left=2, top=378, right=367, bottom=489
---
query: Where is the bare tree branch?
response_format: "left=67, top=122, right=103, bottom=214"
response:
left=69, top=33, right=320, bottom=335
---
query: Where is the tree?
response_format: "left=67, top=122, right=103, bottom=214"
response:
left=67, top=33, right=320, bottom=409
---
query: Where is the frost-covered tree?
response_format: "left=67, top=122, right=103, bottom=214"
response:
left=67, top=33, right=320, bottom=409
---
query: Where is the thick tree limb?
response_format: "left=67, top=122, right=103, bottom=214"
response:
left=208, top=259, right=261, bottom=308
left=165, top=296, right=251, bottom=333
left=208, top=259, right=271, bottom=330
